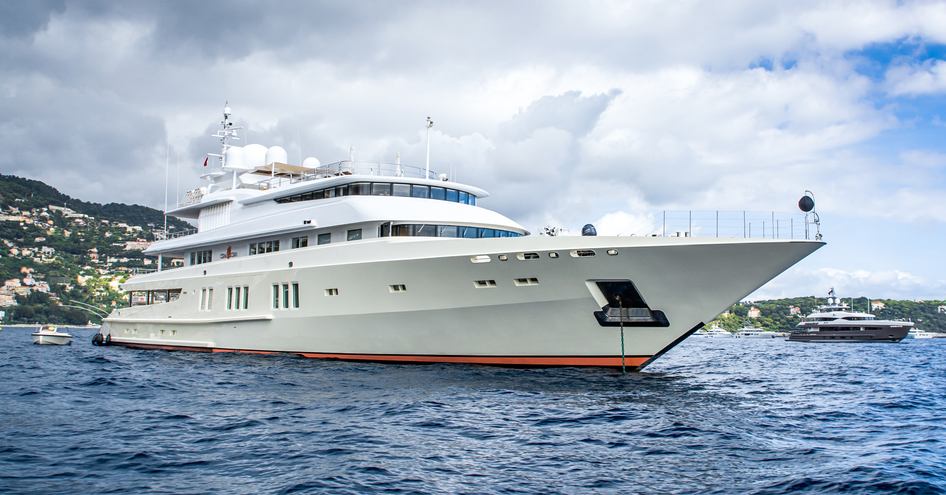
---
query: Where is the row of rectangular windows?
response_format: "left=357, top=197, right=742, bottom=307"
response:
left=227, top=286, right=249, bottom=310
left=191, top=231, right=362, bottom=265
left=273, top=282, right=300, bottom=309
left=379, top=224, right=522, bottom=238
left=192, top=276, right=540, bottom=311
left=275, top=182, right=477, bottom=206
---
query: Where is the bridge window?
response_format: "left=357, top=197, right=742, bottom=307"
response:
left=371, top=183, right=392, bottom=196
left=275, top=182, right=479, bottom=206
left=318, top=233, right=331, bottom=245
left=250, top=240, right=279, bottom=255
left=347, top=229, right=362, bottom=241
left=378, top=224, right=522, bottom=239
left=393, top=184, right=411, bottom=197
left=291, top=236, right=308, bottom=249
left=190, top=249, right=212, bottom=265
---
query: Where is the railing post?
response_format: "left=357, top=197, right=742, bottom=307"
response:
left=743, top=211, right=746, bottom=238
left=662, top=211, right=666, bottom=237
left=715, top=210, right=719, bottom=238
left=688, top=210, right=692, bottom=237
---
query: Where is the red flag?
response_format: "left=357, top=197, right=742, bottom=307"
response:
left=202, top=156, right=208, bottom=167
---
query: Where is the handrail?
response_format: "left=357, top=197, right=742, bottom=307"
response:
left=619, top=210, right=818, bottom=240
left=250, top=160, right=442, bottom=191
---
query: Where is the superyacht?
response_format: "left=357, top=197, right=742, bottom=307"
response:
left=94, top=105, right=824, bottom=369
left=788, top=289, right=912, bottom=343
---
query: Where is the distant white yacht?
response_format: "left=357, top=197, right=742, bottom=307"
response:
left=907, top=329, right=946, bottom=339
left=96, top=105, right=823, bottom=369
left=734, top=325, right=785, bottom=339
left=695, top=325, right=734, bottom=338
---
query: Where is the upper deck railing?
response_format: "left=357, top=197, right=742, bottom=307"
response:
left=251, top=160, right=440, bottom=191
left=650, top=210, right=817, bottom=240
left=153, top=227, right=198, bottom=241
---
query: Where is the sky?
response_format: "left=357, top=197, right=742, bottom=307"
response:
left=1, top=0, right=945, bottom=300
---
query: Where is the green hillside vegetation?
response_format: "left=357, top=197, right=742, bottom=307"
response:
left=1, top=174, right=191, bottom=325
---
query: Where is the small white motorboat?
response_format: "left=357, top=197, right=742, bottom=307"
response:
left=31, top=325, right=73, bottom=345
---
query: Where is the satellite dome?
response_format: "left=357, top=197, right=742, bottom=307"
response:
left=243, top=144, right=268, bottom=168
left=224, top=146, right=250, bottom=170
left=302, top=157, right=321, bottom=168
left=798, top=195, right=815, bottom=212
left=266, top=145, right=288, bottom=165
left=581, top=224, right=597, bottom=236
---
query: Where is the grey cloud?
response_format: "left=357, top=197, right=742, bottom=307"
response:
left=499, top=90, right=620, bottom=142
left=0, top=0, right=65, bottom=38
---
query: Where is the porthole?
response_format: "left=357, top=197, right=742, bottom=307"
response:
left=470, top=255, right=491, bottom=264
left=570, top=250, right=596, bottom=258
left=389, top=284, right=408, bottom=293
left=474, top=280, right=497, bottom=288
left=498, top=255, right=509, bottom=261
left=607, top=249, right=618, bottom=256
left=516, top=252, right=540, bottom=261
left=549, top=252, right=559, bottom=259
left=325, top=288, right=339, bottom=296
left=514, top=277, right=539, bottom=286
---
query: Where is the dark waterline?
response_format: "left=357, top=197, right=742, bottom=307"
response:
left=1, top=327, right=944, bottom=494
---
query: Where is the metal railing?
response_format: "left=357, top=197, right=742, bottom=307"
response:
left=644, top=210, right=818, bottom=240
left=153, top=228, right=197, bottom=241
left=251, top=160, right=441, bottom=191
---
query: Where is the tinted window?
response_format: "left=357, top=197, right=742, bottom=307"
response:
left=335, top=185, right=348, bottom=196
left=430, top=187, right=446, bottom=200
left=323, top=188, right=335, bottom=198
left=379, top=223, right=391, bottom=237
left=416, top=225, right=437, bottom=237
left=393, top=184, right=411, bottom=197
left=479, top=228, right=495, bottom=238
left=459, top=191, right=469, bottom=204
left=347, top=229, right=362, bottom=241
left=440, top=225, right=458, bottom=237
left=460, top=226, right=477, bottom=238
left=411, top=185, right=429, bottom=198
left=371, top=183, right=392, bottom=196
left=393, top=224, right=412, bottom=236
left=446, top=189, right=459, bottom=202
left=318, top=233, right=331, bottom=245
left=350, top=183, right=370, bottom=195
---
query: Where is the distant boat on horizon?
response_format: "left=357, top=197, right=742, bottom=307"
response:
left=788, top=289, right=911, bottom=343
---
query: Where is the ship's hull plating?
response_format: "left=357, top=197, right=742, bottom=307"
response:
left=103, top=237, right=823, bottom=369
left=788, top=326, right=910, bottom=343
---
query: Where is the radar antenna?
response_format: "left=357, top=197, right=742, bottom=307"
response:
left=207, top=101, right=244, bottom=188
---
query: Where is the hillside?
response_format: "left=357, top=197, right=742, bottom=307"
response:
left=0, top=174, right=192, bottom=324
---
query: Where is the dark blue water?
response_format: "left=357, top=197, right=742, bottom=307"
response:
left=1, top=327, right=944, bottom=494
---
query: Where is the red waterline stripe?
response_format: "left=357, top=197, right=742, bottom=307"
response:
left=110, top=341, right=649, bottom=367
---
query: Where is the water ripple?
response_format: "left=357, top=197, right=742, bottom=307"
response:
left=1, top=328, right=944, bottom=494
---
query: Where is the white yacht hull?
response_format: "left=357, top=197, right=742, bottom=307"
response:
left=32, top=333, right=73, bottom=345
left=103, top=236, right=822, bottom=369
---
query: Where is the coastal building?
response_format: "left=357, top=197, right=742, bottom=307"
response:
left=871, top=300, right=886, bottom=311
left=789, top=305, right=801, bottom=315
left=938, top=305, right=946, bottom=314
left=747, top=306, right=761, bottom=319
left=124, top=240, right=151, bottom=251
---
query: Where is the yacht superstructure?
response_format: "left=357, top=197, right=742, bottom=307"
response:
left=788, top=289, right=912, bottom=343
left=97, top=106, right=825, bottom=369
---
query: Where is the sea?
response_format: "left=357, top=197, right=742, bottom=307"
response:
left=1, top=326, right=944, bottom=495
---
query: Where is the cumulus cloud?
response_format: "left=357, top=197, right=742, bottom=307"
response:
left=2, top=1, right=946, bottom=298
left=886, top=59, right=946, bottom=96
left=751, top=266, right=946, bottom=301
